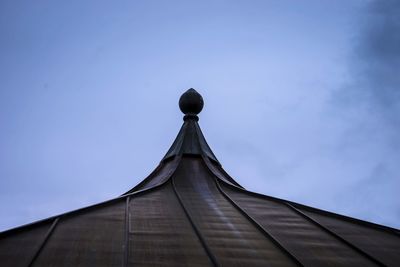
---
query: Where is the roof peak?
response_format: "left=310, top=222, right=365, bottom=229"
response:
left=162, top=89, right=219, bottom=164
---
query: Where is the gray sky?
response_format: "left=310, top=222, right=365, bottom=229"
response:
left=0, top=0, right=399, bottom=231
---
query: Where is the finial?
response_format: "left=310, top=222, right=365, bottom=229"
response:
left=179, top=88, right=204, bottom=118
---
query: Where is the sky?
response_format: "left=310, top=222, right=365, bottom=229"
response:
left=0, top=0, right=399, bottom=231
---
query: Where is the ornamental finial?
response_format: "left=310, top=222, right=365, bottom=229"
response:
left=179, top=88, right=204, bottom=116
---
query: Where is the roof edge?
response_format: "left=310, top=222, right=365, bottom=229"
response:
left=201, top=155, right=400, bottom=235
left=0, top=156, right=183, bottom=237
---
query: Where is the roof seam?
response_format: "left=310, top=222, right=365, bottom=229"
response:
left=171, top=177, right=219, bottom=267
left=214, top=178, right=304, bottom=267
left=27, top=217, right=59, bottom=267
left=193, top=122, right=219, bottom=163
left=291, top=203, right=400, bottom=236
left=284, top=203, right=387, bottom=267
left=123, top=196, right=130, bottom=267
left=201, top=155, right=243, bottom=188
left=210, top=173, right=399, bottom=235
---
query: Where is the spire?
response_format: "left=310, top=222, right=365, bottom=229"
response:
left=163, top=89, right=219, bottom=164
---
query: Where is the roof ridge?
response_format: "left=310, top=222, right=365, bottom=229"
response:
left=171, top=176, right=219, bottom=266
left=220, top=180, right=400, bottom=235
left=214, top=178, right=304, bottom=266
left=201, top=155, right=400, bottom=235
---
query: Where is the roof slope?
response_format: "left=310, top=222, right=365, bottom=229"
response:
left=1, top=89, right=399, bottom=267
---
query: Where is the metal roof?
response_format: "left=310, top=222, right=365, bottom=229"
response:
left=1, top=89, right=399, bottom=267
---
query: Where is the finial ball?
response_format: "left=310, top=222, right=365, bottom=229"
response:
left=179, top=88, right=204, bottom=115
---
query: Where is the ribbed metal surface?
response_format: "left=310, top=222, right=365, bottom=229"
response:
left=301, top=209, right=400, bottom=266
left=0, top=222, right=51, bottom=267
left=32, top=201, right=125, bottom=266
left=221, top=184, right=380, bottom=267
left=1, top=154, right=399, bottom=266
left=129, top=183, right=212, bottom=266
left=173, top=157, right=298, bottom=267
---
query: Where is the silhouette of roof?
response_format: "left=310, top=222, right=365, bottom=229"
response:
left=1, top=89, right=399, bottom=267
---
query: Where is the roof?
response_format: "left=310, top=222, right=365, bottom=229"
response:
left=1, top=88, right=399, bottom=267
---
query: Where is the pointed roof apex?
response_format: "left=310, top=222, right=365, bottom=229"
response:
left=162, top=88, right=219, bottom=164
left=179, top=88, right=204, bottom=119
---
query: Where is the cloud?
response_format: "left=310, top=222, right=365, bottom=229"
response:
left=351, top=0, right=400, bottom=120
left=325, top=0, right=400, bottom=228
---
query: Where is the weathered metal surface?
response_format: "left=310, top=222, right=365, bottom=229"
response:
left=221, top=183, right=382, bottom=267
left=301, top=209, right=400, bottom=266
left=32, top=201, right=125, bottom=266
left=129, top=182, right=212, bottom=266
left=172, top=157, right=298, bottom=267
left=0, top=222, right=52, bottom=267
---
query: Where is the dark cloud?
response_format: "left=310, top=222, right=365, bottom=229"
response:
left=352, top=0, right=400, bottom=120
left=322, top=0, right=400, bottom=228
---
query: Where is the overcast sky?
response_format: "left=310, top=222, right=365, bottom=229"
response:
left=1, top=0, right=399, bottom=231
